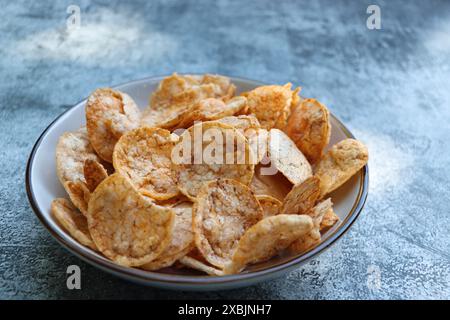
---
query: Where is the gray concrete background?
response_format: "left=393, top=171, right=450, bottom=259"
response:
left=1, top=0, right=449, bottom=299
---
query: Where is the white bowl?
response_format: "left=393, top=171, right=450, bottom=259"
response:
left=26, top=75, right=368, bottom=291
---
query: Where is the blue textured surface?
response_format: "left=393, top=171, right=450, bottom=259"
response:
left=1, top=0, right=449, bottom=299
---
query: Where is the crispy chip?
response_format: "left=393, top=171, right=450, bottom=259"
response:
left=113, top=127, right=180, bottom=200
left=217, top=115, right=267, bottom=164
left=178, top=96, right=247, bottom=128
left=83, top=159, right=108, bottom=192
left=141, top=202, right=194, bottom=270
left=247, top=84, right=299, bottom=130
left=224, top=214, right=313, bottom=274
left=320, top=207, right=339, bottom=233
left=51, top=198, right=97, bottom=250
left=256, top=195, right=282, bottom=218
left=87, top=174, right=174, bottom=267
left=175, top=122, right=255, bottom=200
left=250, top=168, right=292, bottom=201
left=178, top=256, right=224, bottom=276
left=56, top=127, right=101, bottom=187
left=142, top=73, right=236, bottom=129
left=314, top=139, right=369, bottom=198
left=281, top=176, right=320, bottom=215
left=285, top=98, right=331, bottom=164
left=86, top=88, right=140, bottom=162
left=193, top=179, right=263, bottom=268
left=289, top=199, right=332, bottom=254
left=269, top=129, right=312, bottom=184
left=64, top=181, right=90, bottom=216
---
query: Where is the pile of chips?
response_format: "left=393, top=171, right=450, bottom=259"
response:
left=52, top=74, right=368, bottom=275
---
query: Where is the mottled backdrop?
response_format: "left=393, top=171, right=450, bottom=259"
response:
left=1, top=0, right=449, bottom=299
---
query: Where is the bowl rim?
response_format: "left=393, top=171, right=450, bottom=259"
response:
left=25, top=74, right=369, bottom=287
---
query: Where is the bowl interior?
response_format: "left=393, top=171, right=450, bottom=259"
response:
left=27, top=76, right=365, bottom=285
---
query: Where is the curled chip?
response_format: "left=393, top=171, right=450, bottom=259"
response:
left=86, top=88, right=141, bottom=162
left=314, top=138, right=369, bottom=198
left=247, top=84, right=299, bottom=130
left=65, top=181, right=90, bottom=216
left=281, top=176, right=320, bottom=215
left=179, top=96, right=247, bottom=128
left=256, top=195, right=282, bottom=218
left=224, top=214, right=313, bottom=274
left=174, top=122, right=255, bottom=200
left=320, top=207, right=339, bottom=233
left=289, top=198, right=332, bottom=254
left=285, top=98, right=331, bottom=164
left=193, top=179, right=263, bottom=268
left=87, top=174, right=174, bottom=267
left=178, top=256, right=224, bottom=276
left=141, top=202, right=194, bottom=270
left=142, top=74, right=236, bottom=129
left=269, top=129, right=312, bottom=185
left=84, top=159, right=108, bottom=192
left=56, top=127, right=101, bottom=187
left=250, top=169, right=292, bottom=201
left=51, top=198, right=97, bottom=250
left=113, top=127, right=179, bottom=200
left=218, top=115, right=267, bottom=164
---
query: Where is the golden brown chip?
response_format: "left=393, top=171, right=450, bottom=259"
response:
left=51, top=198, right=97, bottom=250
left=56, top=127, right=101, bottom=187
left=64, top=181, right=90, bottom=216
left=247, top=84, right=298, bottom=130
left=216, top=114, right=261, bottom=131
left=281, top=176, right=320, bottom=215
left=285, top=98, right=331, bottom=164
left=224, top=214, right=313, bottom=274
left=269, top=129, right=312, bottom=184
left=320, top=207, right=339, bottom=233
left=87, top=174, right=174, bottom=267
left=113, top=127, right=179, bottom=200
left=174, top=122, right=255, bottom=200
left=256, top=195, right=282, bottom=218
left=83, top=159, right=108, bottom=192
left=193, top=179, right=263, bottom=268
left=289, top=198, right=332, bottom=254
left=314, top=139, right=369, bottom=198
left=141, top=202, right=194, bottom=270
left=142, top=73, right=236, bottom=129
left=178, top=96, right=247, bottom=128
left=178, top=256, right=224, bottom=276
left=250, top=168, right=292, bottom=201
left=86, top=88, right=141, bottom=162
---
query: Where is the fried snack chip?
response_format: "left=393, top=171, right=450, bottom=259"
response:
left=175, top=122, right=255, bottom=200
left=256, top=195, right=282, bottom=218
left=86, top=88, right=140, bottom=162
left=281, top=176, right=320, bottom=215
left=269, top=129, right=312, bottom=185
left=320, top=207, right=339, bottom=233
left=193, top=179, right=263, bottom=268
left=247, top=84, right=299, bottom=130
left=51, top=198, right=97, bottom=250
left=289, top=198, right=332, bottom=254
left=178, top=256, right=224, bottom=276
left=83, top=159, right=108, bottom=192
left=56, top=127, right=101, bottom=187
left=113, top=127, right=179, bottom=200
left=314, top=139, right=369, bottom=198
left=250, top=169, right=292, bottom=201
left=224, top=214, right=313, bottom=274
left=141, top=202, right=194, bottom=270
left=217, top=115, right=267, bottom=164
left=64, top=181, right=90, bottom=216
left=179, top=96, right=247, bottom=128
left=285, top=98, right=331, bottom=164
left=87, top=174, right=174, bottom=267
left=142, top=74, right=236, bottom=129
